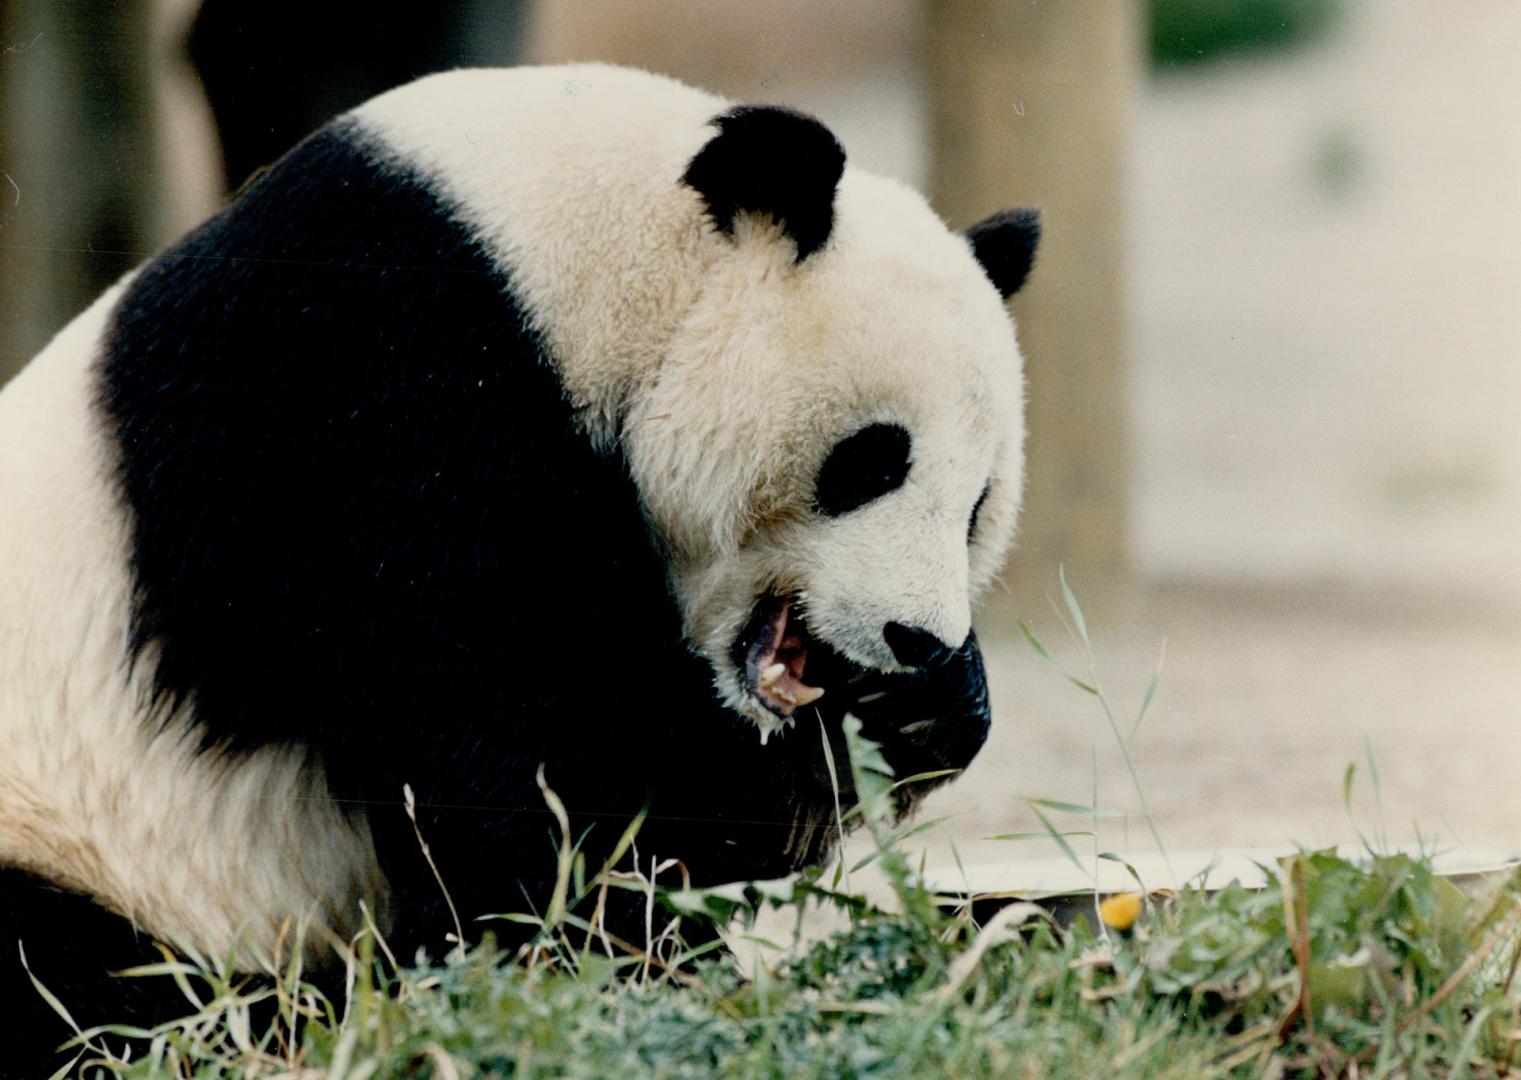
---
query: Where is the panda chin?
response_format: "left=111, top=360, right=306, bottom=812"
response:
left=732, top=593, right=847, bottom=728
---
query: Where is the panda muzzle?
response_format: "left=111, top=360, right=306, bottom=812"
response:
left=740, top=595, right=826, bottom=716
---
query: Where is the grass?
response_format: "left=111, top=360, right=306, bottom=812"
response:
left=42, top=591, right=1521, bottom=1078
left=65, top=838, right=1521, bottom=1077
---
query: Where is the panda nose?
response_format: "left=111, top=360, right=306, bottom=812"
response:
left=883, top=622, right=956, bottom=668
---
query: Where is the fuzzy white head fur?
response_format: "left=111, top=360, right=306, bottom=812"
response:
left=360, top=65, right=1026, bottom=737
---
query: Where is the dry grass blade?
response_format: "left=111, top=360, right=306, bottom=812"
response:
left=1503, top=923, right=1521, bottom=997
left=404, top=782, right=466, bottom=956
left=420, top=1041, right=462, bottom=1080
left=1275, top=855, right=1314, bottom=1041
left=815, top=1001, right=896, bottom=1015
left=934, top=902, right=1050, bottom=1004
left=534, top=766, right=576, bottom=934
left=17, top=940, right=105, bottom=1076
left=1396, top=899, right=1521, bottom=1037
left=1210, top=1020, right=1281, bottom=1073
left=359, top=898, right=401, bottom=973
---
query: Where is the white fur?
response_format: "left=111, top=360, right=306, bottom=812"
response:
left=0, top=286, right=384, bottom=964
left=360, top=65, right=1027, bottom=735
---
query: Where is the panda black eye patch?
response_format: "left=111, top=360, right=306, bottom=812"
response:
left=814, top=423, right=913, bottom=517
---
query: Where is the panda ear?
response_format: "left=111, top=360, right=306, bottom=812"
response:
left=964, top=208, right=1041, bottom=298
left=681, top=106, right=846, bottom=263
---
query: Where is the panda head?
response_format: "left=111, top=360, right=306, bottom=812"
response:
left=621, top=105, right=1039, bottom=739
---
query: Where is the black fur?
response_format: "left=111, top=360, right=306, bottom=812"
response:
left=681, top=106, right=846, bottom=262
left=8, top=112, right=993, bottom=1072
left=805, top=633, right=991, bottom=825
left=883, top=621, right=955, bottom=668
left=964, top=208, right=1042, bottom=298
left=0, top=869, right=203, bottom=1080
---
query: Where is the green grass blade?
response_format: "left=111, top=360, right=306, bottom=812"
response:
left=1131, top=638, right=1167, bottom=735
left=1058, top=565, right=1090, bottom=648
left=851, top=815, right=958, bottom=873
left=891, top=768, right=961, bottom=790
left=1029, top=803, right=1090, bottom=879
left=818, top=716, right=847, bottom=890
left=1098, top=852, right=1149, bottom=894
left=1027, top=797, right=1127, bottom=819
left=1018, top=621, right=1098, bottom=695
left=1018, top=619, right=1058, bottom=664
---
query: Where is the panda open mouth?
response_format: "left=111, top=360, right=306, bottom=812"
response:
left=734, top=594, right=831, bottom=718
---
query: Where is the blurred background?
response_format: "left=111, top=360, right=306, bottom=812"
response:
left=2, top=0, right=1519, bottom=880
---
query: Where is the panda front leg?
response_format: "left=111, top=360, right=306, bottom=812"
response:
left=329, top=728, right=598, bottom=963
left=332, top=688, right=836, bottom=961
left=324, top=653, right=736, bottom=962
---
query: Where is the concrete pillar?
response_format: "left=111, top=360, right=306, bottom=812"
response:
left=927, top=1, right=1139, bottom=622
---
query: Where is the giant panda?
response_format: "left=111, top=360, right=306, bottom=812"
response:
left=0, top=64, right=1037, bottom=1073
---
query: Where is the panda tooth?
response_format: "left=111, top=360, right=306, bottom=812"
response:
left=792, top=685, right=825, bottom=706
left=758, top=663, right=787, bottom=688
